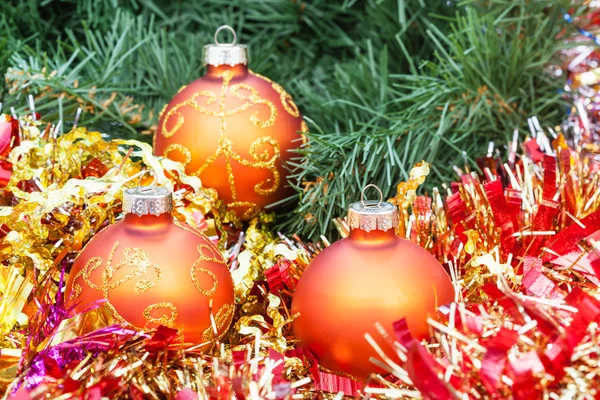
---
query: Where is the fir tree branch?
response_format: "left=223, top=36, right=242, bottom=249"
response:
left=0, top=0, right=587, bottom=240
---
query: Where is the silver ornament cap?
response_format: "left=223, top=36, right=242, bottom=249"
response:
left=347, top=184, right=399, bottom=232
left=123, top=171, right=173, bottom=216
left=203, top=25, right=248, bottom=67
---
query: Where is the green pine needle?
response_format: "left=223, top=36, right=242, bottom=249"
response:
left=0, top=0, right=586, bottom=240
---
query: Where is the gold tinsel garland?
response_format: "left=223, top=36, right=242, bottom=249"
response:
left=1, top=106, right=600, bottom=399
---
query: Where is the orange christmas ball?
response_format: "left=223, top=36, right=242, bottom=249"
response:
left=154, top=26, right=306, bottom=220
left=65, top=186, right=235, bottom=347
left=291, top=196, right=455, bottom=381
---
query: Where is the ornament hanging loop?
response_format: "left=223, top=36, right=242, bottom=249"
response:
left=124, top=171, right=172, bottom=216
left=214, top=25, right=237, bottom=46
left=361, top=184, right=383, bottom=208
left=204, top=25, right=247, bottom=66
left=137, top=169, right=157, bottom=193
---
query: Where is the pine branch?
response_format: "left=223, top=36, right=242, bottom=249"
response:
left=0, top=0, right=587, bottom=241
left=279, top=0, right=577, bottom=240
left=3, top=8, right=207, bottom=138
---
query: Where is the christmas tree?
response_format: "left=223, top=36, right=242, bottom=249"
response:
left=1, top=0, right=576, bottom=238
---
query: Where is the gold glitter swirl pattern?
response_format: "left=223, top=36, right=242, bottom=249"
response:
left=158, top=103, right=168, bottom=120
left=248, top=70, right=301, bottom=118
left=301, top=120, right=308, bottom=133
left=202, top=303, right=234, bottom=342
left=218, top=71, right=239, bottom=203
left=68, top=280, right=82, bottom=301
left=248, top=70, right=272, bottom=83
left=173, top=219, right=218, bottom=243
left=244, top=136, right=280, bottom=195
left=161, top=90, right=218, bottom=138
left=171, top=221, right=227, bottom=298
left=196, top=242, right=225, bottom=265
left=101, top=245, right=162, bottom=294
left=143, top=302, right=178, bottom=327
left=229, top=83, right=277, bottom=128
left=69, top=242, right=172, bottom=328
left=161, top=109, right=184, bottom=139
left=189, top=91, right=218, bottom=112
left=69, top=256, right=103, bottom=301
left=191, top=242, right=225, bottom=296
left=163, top=143, right=193, bottom=165
left=300, top=120, right=309, bottom=145
left=227, top=201, right=262, bottom=221
left=159, top=69, right=299, bottom=218
left=192, top=267, right=218, bottom=297
left=271, top=82, right=299, bottom=117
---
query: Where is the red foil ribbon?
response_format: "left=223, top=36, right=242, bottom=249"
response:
left=0, top=117, right=20, bottom=156
left=523, top=155, right=560, bottom=255
left=483, top=180, right=516, bottom=252
left=544, top=209, right=600, bottom=261
left=405, top=342, right=455, bottom=400
left=174, top=388, right=200, bottom=400
left=393, top=318, right=456, bottom=399
left=0, top=116, right=20, bottom=187
left=143, top=325, right=180, bottom=352
left=484, top=283, right=558, bottom=337
left=412, top=196, right=432, bottom=243
left=523, top=139, right=545, bottom=163
left=392, top=318, right=415, bottom=348
left=522, top=257, right=563, bottom=300
left=267, top=349, right=285, bottom=384
left=446, top=192, right=468, bottom=245
left=309, top=364, right=363, bottom=396
left=482, top=284, right=525, bottom=325
left=265, top=259, right=296, bottom=294
left=508, top=351, right=545, bottom=400
left=526, top=199, right=559, bottom=256
left=505, top=188, right=522, bottom=230
left=543, top=287, right=600, bottom=379
left=481, top=328, right=519, bottom=393
left=559, top=150, right=579, bottom=217
left=453, top=310, right=484, bottom=336
left=559, top=148, right=572, bottom=175
left=81, top=158, right=109, bottom=178
left=542, top=155, right=557, bottom=201
left=304, top=348, right=362, bottom=396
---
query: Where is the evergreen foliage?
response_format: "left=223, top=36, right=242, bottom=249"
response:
left=0, top=0, right=580, bottom=239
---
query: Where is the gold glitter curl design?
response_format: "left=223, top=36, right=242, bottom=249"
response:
left=173, top=220, right=234, bottom=305
left=229, top=83, right=277, bottom=128
left=249, top=71, right=300, bottom=117
left=271, top=82, right=299, bottom=117
left=163, top=143, right=192, bottom=165
left=202, top=303, right=235, bottom=342
left=227, top=201, right=262, bottom=221
left=143, top=302, right=178, bottom=327
left=160, top=69, right=299, bottom=218
left=69, top=242, right=175, bottom=328
left=191, top=242, right=224, bottom=296
left=70, top=243, right=162, bottom=301
left=174, top=221, right=235, bottom=342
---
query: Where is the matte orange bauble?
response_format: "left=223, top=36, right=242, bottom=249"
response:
left=291, top=187, right=455, bottom=381
left=65, top=184, right=235, bottom=347
left=154, top=26, right=306, bottom=220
